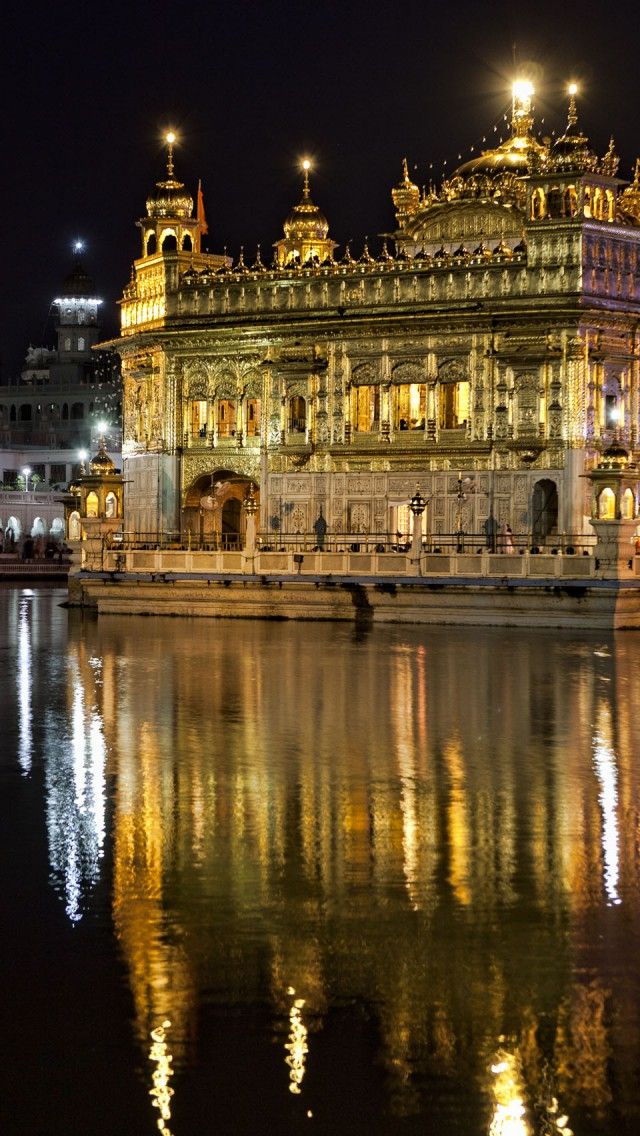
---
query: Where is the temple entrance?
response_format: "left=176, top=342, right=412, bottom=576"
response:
left=182, top=468, right=259, bottom=548
left=532, top=479, right=558, bottom=546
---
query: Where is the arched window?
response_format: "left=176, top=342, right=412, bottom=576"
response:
left=161, top=233, right=178, bottom=252
left=217, top=399, right=237, bottom=437
left=351, top=385, right=380, bottom=433
left=439, top=380, right=469, bottom=429
left=598, top=487, right=616, bottom=519
left=68, top=511, right=81, bottom=540
left=394, top=383, right=426, bottom=431
left=105, top=492, right=118, bottom=518
left=621, top=488, right=634, bottom=519
left=605, top=393, right=619, bottom=429
left=289, top=396, right=306, bottom=434
left=10, top=405, right=16, bottom=421
left=77, top=337, right=85, bottom=352
left=564, top=186, right=578, bottom=218
left=191, top=399, right=208, bottom=438
left=182, top=234, right=193, bottom=252
left=62, top=403, right=69, bottom=420
left=86, top=492, right=99, bottom=518
left=19, top=404, right=32, bottom=422
left=246, top=398, right=261, bottom=436
left=70, top=403, right=84, bottom=420
left=146, top=233, right=157, bottom=256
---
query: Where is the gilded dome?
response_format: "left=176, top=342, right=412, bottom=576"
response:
left=283, top=186, right=330, bottom=240
left=550, top=91, right=597, bottom=173
left=89, top=441, right=116, bottom=475
left=146, top=178, right=194, bottom=220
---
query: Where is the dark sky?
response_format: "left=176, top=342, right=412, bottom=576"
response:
left=1, top=0, right=639, bottom=377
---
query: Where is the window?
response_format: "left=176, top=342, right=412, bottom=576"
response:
left=605, top=394, right=619, bottom=429
left=351, top=385, right=380, bottom=433
left=288, top=396, right=306, bottom=434
left=246, top=398, right=261, bottom=436
left=394, top=383, right=426, bottom=431
left=439, top=381, right=470, bottom=429
left=105, top=492, right=118, bottom=518
left=217, top=399, right=237, bottom=437
left=70, top=403, right=84, bottom=420
left=19, top=404, right=32, bottom=422
left=78, top=337, right=85, bottom=352
left=191, top=400, right=208, bottom=437
left=86, top=492, right=99, bottom=518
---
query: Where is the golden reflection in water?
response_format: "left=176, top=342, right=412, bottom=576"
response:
left=285, top=988, right=308, bottom=1095
left=488, top=1049, right=530, bottom=1135
left=149, top=1019, right=175, bottom=1134
left=63, top=618, right=640, bottom=1119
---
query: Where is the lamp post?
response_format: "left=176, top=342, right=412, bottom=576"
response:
left=243, top=484, right=259, bottom=556
left=455, top=471, right=466, bottom=552
left=78, top=449, right=88, bottom=476
left=22, top=466, right=31, bottom=493
left=409, top=485, right=427, bottom=573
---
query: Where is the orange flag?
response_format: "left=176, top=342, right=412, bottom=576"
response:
left=197, top=179, right=208, bottom=235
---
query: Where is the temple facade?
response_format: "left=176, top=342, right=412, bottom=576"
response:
left=112, top=83, right=640, bottom=549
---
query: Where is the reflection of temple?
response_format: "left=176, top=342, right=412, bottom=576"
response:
left=62, top=613, right=640, bottom=1122
left=108, top=81, right=640, bottom=548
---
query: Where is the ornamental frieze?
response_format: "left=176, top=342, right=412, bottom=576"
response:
left=182, top=451, right=260, bottom=487
left=390, top=360, right=426, bottom=384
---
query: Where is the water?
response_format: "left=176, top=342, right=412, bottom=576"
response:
left=1, top=585, right=640, bottom=1135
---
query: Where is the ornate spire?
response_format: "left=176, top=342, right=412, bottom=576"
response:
left=391, top=158, right=420, bottom=228
left=165, top=131, right=176, bottom=180
left=511, top=79, right=534, bottom=137
left=566, top=83, right=578, bottom=131
left=273, top=158, right=337, bottom=267
left=601, top=137, right=620, bottom=178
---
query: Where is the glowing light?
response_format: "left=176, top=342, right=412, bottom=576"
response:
left=512, top=79, right=534, bottom=102
left=488, top=1050, right=531, bottom=1136
left=165, top=131, right=176, bottom=145
left=149, top=1020, right=175, bottom=1134
left=302, top=159, right=311, bottom=171
left=285, top=989, right=308, bottom=1095
left=73, top=239, right=85, bottom=254
left=568, top=83, right=578, bottom=96
left=593, top=718, right=622, bottom=905
left=17, top=595, right=33, bottom=774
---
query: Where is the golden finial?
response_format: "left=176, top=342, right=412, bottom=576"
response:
left=567, top=83, right=578, bottom=130
left=634, top=158, right=640, bottom=186
left=511, top=79, right=534, bottom=135
left=301, top=158, right=312, bottom=199
left=601, top=136, right=620, bottom=178
left=402, top=157, right=411, bottom=183
left=165, top=130, right=177, bottom=179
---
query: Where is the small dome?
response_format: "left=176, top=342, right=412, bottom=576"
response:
left=146, top=178, right=194, bottom=220
left=283, top=194, right=330, bottom=241
left=89, top=441, right=116, bottom=475
left=392, top=158, right=421, bottom=218
left=62, top=259, right=96, bottom=298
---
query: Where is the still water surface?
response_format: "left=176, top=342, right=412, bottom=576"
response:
left=1, top=586, right=640, bottom=1135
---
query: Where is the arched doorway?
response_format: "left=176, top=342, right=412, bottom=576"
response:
left=222, top=498, right=241, bottom=548
left=183, top=469, right=259, bottom=548
left=532, top=479, right=558, bottom=546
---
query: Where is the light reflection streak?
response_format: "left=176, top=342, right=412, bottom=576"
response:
left=488, top=1050, right=530, bottom=1136
left=149, top=1019, right=174, bottom=1133
left=45, top=666, right=107, bottom=922
left=285, top=988, right=308, bottom=1095
left=593, top=705, right=622, bottom=906
left=17, top=595, right=33, bottom=774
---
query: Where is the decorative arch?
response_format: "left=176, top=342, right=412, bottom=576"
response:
left=350, top=362, right=379, bottom=386
left=160, top=229, right=178, bottom=252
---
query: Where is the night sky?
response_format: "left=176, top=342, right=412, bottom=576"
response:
left=2, top=0, right=639, bottom=377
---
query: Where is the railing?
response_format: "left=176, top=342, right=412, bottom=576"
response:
left=110, top=529, right=597, bottom=557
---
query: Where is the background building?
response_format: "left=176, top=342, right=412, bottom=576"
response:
left=112, top=84, right=640, bottom=549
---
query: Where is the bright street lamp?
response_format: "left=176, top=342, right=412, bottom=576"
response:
left=22, top=466, right=32, bottom=492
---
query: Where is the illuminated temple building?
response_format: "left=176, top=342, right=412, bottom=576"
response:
left=112, top=84, right=640, bottom=546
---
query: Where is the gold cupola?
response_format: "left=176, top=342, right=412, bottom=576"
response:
left=138, top=132, right=202, bottom=258
left=620, top=158, right=640, bottom=224
left=391, top=158, right=421, bottom=228
left=550, top=85, right=598, bottom=174
left=273, top=161, right=338, bottom=267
